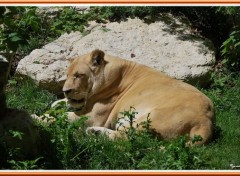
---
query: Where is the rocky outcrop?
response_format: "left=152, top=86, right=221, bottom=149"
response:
left=0, top=109, right=40, bottom=158
left=16, top=17, right=215, bottom=94
left=16, top=32, right=82, bottom=93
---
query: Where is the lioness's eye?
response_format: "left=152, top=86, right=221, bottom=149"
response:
left=74, top=73, right=84, bottom=78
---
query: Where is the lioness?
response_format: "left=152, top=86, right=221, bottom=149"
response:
left=59, top=49, right=215, bottom=145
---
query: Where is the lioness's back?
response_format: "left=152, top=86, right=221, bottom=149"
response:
left=105, top=53, right=215, bottom=145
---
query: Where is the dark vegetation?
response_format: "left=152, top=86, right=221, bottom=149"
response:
left=1, top=6, right=240, bottom=169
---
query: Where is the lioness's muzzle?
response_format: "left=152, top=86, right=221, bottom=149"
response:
left=68, top=98, right=85, bottom=104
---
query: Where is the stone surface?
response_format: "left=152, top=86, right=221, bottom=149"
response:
left=16, top=17, right=215, bottom=93
left=16, top=32, right=83, bottom=93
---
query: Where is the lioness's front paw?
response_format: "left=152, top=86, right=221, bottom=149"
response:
left=86, top=127, right=110, bottom=136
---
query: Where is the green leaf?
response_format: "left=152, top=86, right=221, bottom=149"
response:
left=10, top=35, right=22, bottom=42
left=8, top=79, right=17, bottom=85
left=234, top=41, right=240, bottom=48
left=8, top=33, right=22, bottom=42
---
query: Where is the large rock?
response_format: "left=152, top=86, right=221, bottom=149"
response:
left=16, top=17, right=215, bottom=93
left=16, top=32, right=83, bottom=93
left=0, top=108, right=40, bottom=159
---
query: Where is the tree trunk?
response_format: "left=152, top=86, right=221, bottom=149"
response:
left=0, top=55, right=8, bottom=115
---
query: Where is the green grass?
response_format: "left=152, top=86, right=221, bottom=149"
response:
left=6, top=78, right=57, bottom=115
left=3, top=73, right=240, bottom=170
left=201, top=74, right=240, bottom=169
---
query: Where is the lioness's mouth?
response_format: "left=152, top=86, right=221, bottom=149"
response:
left=68, top=98, right=85, bottom=105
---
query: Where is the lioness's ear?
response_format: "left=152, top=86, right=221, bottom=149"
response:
left=69, top=58, right=75, bottom=63
left=90, top=49, right=105, bottom=66
left=69, top=57, right=76, bottom=64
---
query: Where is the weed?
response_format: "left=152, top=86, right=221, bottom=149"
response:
left=100, top=27, right=111, bottom=32
left=7, top=157, right=43, bottom=170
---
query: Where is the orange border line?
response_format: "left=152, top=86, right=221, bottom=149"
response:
left=0, top=2, right=240, bottom=176
left=0, top=0, right=240, bottom=3
left=0, top=172, right=240, bottom=175
left=1, top=172, right=240, bottom=175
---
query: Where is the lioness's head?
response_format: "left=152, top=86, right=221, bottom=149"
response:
left=63, top=49, right=106, bottom=110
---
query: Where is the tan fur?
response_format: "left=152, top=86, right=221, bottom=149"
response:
left=61, top=49, right=215, bottom=145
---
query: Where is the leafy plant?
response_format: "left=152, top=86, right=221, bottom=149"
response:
left=9, top=130, right=24, bottom=140
left=0, top=6, right=49, bottom=80
left=7, top=157, right=43, bottom=170
left=50, top=7, right=98, bottom=36
left=221, top=28, right=240, bottom=69
left=0, top=7, right=44, bottom=53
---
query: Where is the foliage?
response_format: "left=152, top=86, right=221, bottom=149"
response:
left=6, top=78, right=57, bottom=115
left=0, top=6, right=97, bottom=77
left=7, top=157, right=42, bottom=170
left=0, top=7, right=46, bottom=55
left=215, top=7, right=240, bottom=71
left=5, top=83, right=207, bottom=170
left=216, top=6, right=239, bottom=16
left=90, top=6, right=163, bottom=21
left=14, top=98, right=207, bottom=169
left=37, top=101, right=89, bottom=169
left=201, top=70, right=240, bottom=169
left=50, top=7, right=89, bottom=36
left=0, top=129, right=42, bottom=169
left=220, top=28, right=240, bottom=70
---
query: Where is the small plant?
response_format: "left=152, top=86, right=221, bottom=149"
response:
left=221, top=28, right=240, bottom=70
left=118, top=107, right=154, bottom=143
left=100, top=27, right=111, bottom=32
left=8, top=157, right=43, bottom=170
left=118, top=106, right=138, bottom=142
left=9, top=130, right=24, bottom=140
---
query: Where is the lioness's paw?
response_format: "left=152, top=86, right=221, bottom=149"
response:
left=86, top=127, right=110, bottom=136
